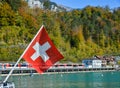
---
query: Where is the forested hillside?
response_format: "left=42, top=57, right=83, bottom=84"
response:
left=0, top=0, right=120, bottom=62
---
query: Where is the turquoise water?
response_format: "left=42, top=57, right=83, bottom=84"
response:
left=0, top=71, right=120, bottom=88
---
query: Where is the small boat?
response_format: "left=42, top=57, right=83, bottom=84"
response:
left=0, top=81, right=15, bottom=88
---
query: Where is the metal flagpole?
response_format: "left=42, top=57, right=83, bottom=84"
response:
left=3, top=25, right=44, bottom=83
left=3, top=55, right=23, bottom=83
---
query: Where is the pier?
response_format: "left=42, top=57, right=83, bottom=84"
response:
left=0, top=66, right=117, bottom=75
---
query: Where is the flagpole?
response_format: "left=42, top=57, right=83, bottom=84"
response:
left=3, top=55, right=23, bottom=83
left=3, top=25, right=44, bottom=83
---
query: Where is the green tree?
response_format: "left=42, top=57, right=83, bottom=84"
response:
left=4, top=0, right=22, bottom=11
left=0, top=2, right=15, bottom=26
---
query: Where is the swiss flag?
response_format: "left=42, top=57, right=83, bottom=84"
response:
left=22, top=25, right=64, bottom=73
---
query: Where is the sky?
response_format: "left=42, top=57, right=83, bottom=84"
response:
left=50, top=0, right=120, bottom=9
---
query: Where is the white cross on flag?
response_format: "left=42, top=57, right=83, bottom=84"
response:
left=22, top=25, right=64, bottom=73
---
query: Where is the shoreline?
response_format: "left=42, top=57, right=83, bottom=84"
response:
left=0, top=67, right=119, bottom=76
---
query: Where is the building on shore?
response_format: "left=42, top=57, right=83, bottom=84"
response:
left=82, top=55, right=118, bottom=68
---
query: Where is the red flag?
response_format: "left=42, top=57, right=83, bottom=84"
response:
left=22, top=25, right=64, bottom=73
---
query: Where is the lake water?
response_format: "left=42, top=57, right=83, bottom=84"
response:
left=0, top=71, right=120, bottom=88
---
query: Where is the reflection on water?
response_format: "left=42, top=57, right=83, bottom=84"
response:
left=0, top=71, right=120, bottom=88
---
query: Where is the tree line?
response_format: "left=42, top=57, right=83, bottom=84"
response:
left=0, top=0, right=120, bottom=62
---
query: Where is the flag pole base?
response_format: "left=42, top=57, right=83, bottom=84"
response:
left=0, top=81, right=15, bottom=88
